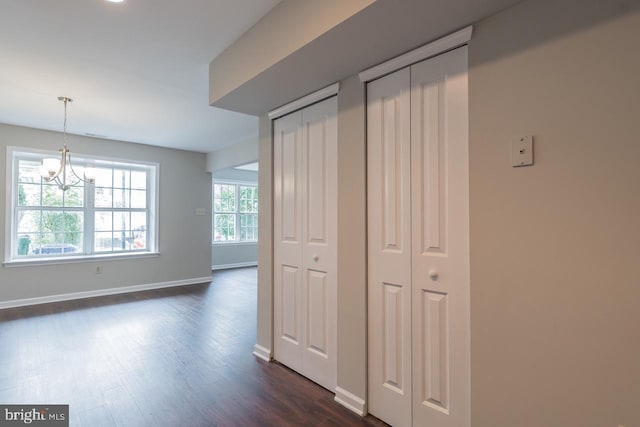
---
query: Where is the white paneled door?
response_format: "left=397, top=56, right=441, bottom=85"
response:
left=273, top=109, right=303, bottom=373
left=273, top=96, right=337, bottom=392
left=410, top=48, right=469, bottom=427
left=368, top=46, right=470, bottom=427
left=367, top=66, right=413, bottom=427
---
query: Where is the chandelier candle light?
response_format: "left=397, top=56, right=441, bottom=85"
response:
left=40, top=97, right=96, bottom=191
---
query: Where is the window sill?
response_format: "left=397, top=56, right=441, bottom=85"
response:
left=3, top=252, right=160, bottom=268
left=212, top=241, right=258, bottom=246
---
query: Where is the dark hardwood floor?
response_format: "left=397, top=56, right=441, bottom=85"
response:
left=0, top=267, right=387, bottom=427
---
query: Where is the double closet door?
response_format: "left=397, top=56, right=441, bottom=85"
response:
left=273, top=96, right=338, bottom=392
left=367, top=46, right=470, bottom=427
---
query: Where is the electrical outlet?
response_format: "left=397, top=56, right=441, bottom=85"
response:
left=96, top=266, right=102, bottom=274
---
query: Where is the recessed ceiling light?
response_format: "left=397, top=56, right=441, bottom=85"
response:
left=106, top=0, right=124, bottom=3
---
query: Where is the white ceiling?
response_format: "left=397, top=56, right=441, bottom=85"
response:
left=0, top=0, right=280, bottom=153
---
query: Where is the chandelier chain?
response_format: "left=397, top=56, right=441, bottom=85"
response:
left=63, top=97, right=67, bottom=147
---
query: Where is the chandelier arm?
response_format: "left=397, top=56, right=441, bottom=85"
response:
left=53, top=176, right=62, bottom=188
left=68, top=152, right=95, bottom=185
left=52, top=175, right=72, bottom=191
left=65, top=175, right=83, bottom=189
left=44, top=148, right=66, bottom=182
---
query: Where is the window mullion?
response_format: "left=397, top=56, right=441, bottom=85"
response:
left=236, top=184, right=240, bottom=241
left=85, top=180, right=95, bottom=255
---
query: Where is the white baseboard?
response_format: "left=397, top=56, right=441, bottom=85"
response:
left=252, top=344, right=272, bottom=362
left=211, top=261, right=258, bottom=271
left=0, top=276, right=213, bottom=310
left=334, top=386, right=367, bottom=416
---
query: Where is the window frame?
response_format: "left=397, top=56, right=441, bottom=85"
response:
left=4, top=146, right=159, bottom=265
left=212, top=180, right=258, bottom=245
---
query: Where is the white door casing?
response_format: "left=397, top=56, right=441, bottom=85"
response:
left=367, top=46, right=470, bottom=427
left=273, top=96, right=337, bottom=392
left=367, top=67, right=413, bottom=427
left=410, top=46, right=470, bottom=427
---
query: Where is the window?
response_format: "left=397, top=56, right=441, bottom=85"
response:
left=213, top=181, right=258, bottom=243
left=239, top=185, right=259, bottom=240
left=6, top=148, right=157, bottom=263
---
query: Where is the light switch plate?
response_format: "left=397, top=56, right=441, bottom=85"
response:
left=512, top=135, right=533, bottom=167
left=196, top=208, right=206, bottom=216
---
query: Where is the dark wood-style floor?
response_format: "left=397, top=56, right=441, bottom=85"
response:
left=0, top=267, right=387, bottom=427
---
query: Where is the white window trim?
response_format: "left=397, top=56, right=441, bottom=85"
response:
left=4, top=146, right=160, bottom=265
left=212, top=179, right=258, bottom=245
left=3, top=252, right=161, bottom=268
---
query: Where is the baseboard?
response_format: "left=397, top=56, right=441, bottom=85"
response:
left=252, top=344, right=271, bottom=362
left=0, top=276, right=213, bottom=310
left=211, top=261, right=258, bottom=271
left=334, top=386, right=367, bottom=416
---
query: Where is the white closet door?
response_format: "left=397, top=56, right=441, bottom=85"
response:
left=368, top=46, right=469, bottom=427
left=273, top=96, right=337, bottom=392
left=274, top=110, right=304, bottom=372
left=410, top=46, right=469, bottom=427
left=300, top=97, right=337, bottom=391
left=367, top=67, right=413, bottom=427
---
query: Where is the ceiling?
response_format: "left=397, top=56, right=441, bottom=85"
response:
left=0, top=0, right=280, bottom=153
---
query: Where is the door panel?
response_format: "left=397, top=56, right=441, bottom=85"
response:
left=300, top=97, right=337, bottom=391
left=305, top=118, right=328, bottom=243
left=418, top=81, right=447, bottom=255
left=274, top=111, right=303, bottom=372
left=280, top=265, right=300, bottom=344
left=411, top=46, right=469, bottom=427
left=367, top=67, right=412, bottom=427
left=306, top=269, right=328, bottom=355
left=421, top=290, right=449, bottom=413
left=382, top=282, right=405, bottom=393
left=281, top=128, right=300, bottom=242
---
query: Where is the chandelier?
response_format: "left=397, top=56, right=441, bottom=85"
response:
left=40, top=97, right=96, bottom=191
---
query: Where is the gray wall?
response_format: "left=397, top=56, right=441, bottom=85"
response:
left=209, top=0, right=374, bottom=107
left=206, top=137, right=258, bottom=172
left=256, top=113, right=273, bottom=355
left=0, top=123, right=212, bottom=303
left=213, top=168, right=258, bottom=182
left=469, top=1, right=640, bottom=426
left=336, top=75, right=367, bottom=402
left=211, top=243, right=257, bottom=270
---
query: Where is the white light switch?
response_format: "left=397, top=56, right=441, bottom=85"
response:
left=195, top=208, right=206, bottom=216
left=511, top=135, right=534, bottom=167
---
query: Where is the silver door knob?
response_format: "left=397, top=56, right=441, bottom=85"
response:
left=313, top=254, right=319, bottom=262
left=429, top=270, right=438, bottom=280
